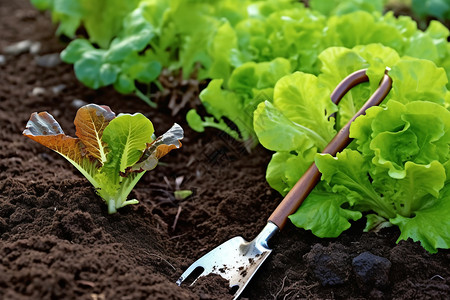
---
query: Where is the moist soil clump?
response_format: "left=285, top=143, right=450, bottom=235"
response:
left=1, top=1, right=449, bottom=299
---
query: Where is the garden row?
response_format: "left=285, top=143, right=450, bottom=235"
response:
left=30, top=0, right=450, bottom=253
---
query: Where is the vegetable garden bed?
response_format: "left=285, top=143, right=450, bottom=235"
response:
left=1, top=0, right=449, bottom=299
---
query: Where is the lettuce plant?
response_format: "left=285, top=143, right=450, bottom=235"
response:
left=412, top=0, right=450, bottom=22
left=23, top=104, right=183, bottom=214
left=59, top=7, right=163, bottom=107
left=294, top=100, right=450, bottom=253
left=30, top=0, right=140, bottom=48
left=187, top=58, right=292, bottom=149
left=254, top=45, right=450, bottom=253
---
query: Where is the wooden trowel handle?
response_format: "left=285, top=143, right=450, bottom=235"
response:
left=268, top=69, right=392, bottom=230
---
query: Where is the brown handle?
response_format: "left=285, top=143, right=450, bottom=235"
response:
left=268, top=69, right=392, bottom=230
left=330, top=69, right=369, bottom=105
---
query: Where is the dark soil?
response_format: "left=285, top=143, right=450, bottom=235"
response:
left=1, top=1, right=449, bottom=299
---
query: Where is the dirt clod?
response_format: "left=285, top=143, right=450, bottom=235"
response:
left=304, top=243, right=352, bottom=286
left=352, top=251, right=391, bottom=291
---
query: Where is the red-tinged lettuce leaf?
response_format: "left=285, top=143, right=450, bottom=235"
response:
left=131, top=123, right=184, bottom=171
left=23, top=111, right=97, bottom=183
left=74, top=104, right=116, bottom=164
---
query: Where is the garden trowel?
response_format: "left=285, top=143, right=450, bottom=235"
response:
left=176, top=68, right=392, bottom=299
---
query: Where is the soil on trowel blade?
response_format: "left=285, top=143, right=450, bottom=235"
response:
left=1, top=0, right=449, bottom=299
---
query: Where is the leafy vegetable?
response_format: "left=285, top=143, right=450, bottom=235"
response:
left=60, top=6, right=162, bottom=107
left=253, top=70, right=337, bottom=194
left=23, top=104, right=183, bottom=214
left=255, top=43, right=450, bottom=252
left=187, top=57, right=292, bottom=148
left=412, top=0, right=450, bottom=21
left=31, top=0, right=140, bottom=48
left=299, top=100, right=450, bottom=253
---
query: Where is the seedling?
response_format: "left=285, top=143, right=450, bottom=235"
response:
left=23, top=104, right=183, bottom=214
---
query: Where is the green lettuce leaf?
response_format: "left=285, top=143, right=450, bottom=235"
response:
left=254, top=71, right=338, bottom=194
left=289, top=185, right=363, bottom=237
left=391, top=184, right=450, bottom=254
left=60, top=7, right=161, bottom=107
left=310, top=149, right=448, bottom=251
left=60, top=39, right=96, bottom=63
left=72, top=50, right=107, bottom=89
left=324, top=11, right=405, bottom=51
left=353, top=44, right=400, bottom=91
left=227, top=58, right=292, bottom=93
left=373, top=161, right=446, bottom=217
left=102, top=113, right=155, bottom=175
left=190, top=58, right=292, bottom=147
left=315, top=150, right=396, bottom=219
left=207, top=20, right=238, bottom=81
left=80, top=0, right=142, bottom=48
left=293, top=98, right=450, bottom=252
left=32, top=0, right=140, bottom=48
left=352, top=100, right=450, bottom=178
left=195, top=79, right=253, bottom=142
left=388, top=59, right=448, bottom=105
left=272, top=72, right=337, bottom=143
left=254, top=101, right=317, bottom=152
left=266, top=150, right=317, bottom=196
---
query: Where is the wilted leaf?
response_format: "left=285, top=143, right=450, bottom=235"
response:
left=22, top=111, right=98, bottom=184
left=23, top=112, right=83, bottom=165
left=131, top=123, right=184, bottom=171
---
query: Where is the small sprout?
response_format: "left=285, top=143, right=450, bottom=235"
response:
left=174, top=190, right=193, bottom=200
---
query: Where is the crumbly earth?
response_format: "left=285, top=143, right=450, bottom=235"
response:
left=0, top=1, right=449, bottom=299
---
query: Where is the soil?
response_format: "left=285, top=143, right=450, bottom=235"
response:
left=0, top=0, right=449, bottom=299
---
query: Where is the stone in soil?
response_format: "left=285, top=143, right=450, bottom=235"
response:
left=71, top=98, right=88, bottom=108
left=352, top=251, right=391, bottom=290
left=3, top=39, right=32, bottom=55
left=304, top=243, right=352, bottom=286
left=35, top=53, right=61, bottom=68
left=31, top=86, right=46, bottom=96
left=29, top=41, right=41, bottom=54
left=51, top=84, right=66, bottom=95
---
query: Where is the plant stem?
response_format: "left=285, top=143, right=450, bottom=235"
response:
left=154, top=80, right=164, bottom=92
left=135, top=89, right=157, bottom=108
left=108, top=199, right=117, bottom=214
